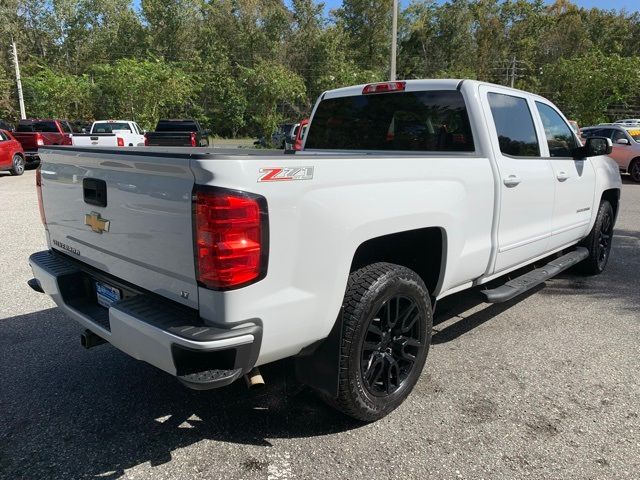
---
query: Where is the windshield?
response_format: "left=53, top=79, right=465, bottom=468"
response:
left=92, top=122, right=131, bottom=133
left=305, top=90, right=474, bottom=152
left=626, top=128, right=640, bottom=142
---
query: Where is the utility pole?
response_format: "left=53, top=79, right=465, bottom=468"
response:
left=390, top=0, right=398, bottom=81
left=11, top=38, right=26, bottom=119
left=510, top=55, right=516, bottom=88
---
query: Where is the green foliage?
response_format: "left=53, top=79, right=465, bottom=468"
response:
left=92, top=59, right=195, bottom=130
left=4, top=0, right=640, bottom=131
left=22, top=67, right=94, bottom=119
left=541, top=52, right=640, bottom=125
left=239, top=60, right=306, bottom=136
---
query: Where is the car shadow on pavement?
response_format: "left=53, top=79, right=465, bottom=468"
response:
left=431, top=227, right=639, bottom=343
left=0, top=308, right=359, bottom=479
left=537, top=228, right=640, bottom=313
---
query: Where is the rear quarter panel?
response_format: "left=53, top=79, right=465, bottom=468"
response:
left=191, top=154, right=495, bottom=365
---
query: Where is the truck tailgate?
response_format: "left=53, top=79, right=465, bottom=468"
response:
left=39, top=147, right=200, bottom=308
left=13, top=132, right=39, bottom=150
left=145, top=132, right=193, bottom=147
left=72, top=134, right=119, bottom=147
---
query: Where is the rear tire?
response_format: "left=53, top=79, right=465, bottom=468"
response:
left=629, top=159, right=640, bottom=182
left=9, top=154, right=25, bottom=176
left=578, top=200, right=614, bottom=275
left=327, top=263, right=432, bottom=422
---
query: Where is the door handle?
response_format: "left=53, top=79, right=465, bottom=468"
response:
left=503, top=175, right=521, bottom=188
left=556, top=171, right=570, bottom=182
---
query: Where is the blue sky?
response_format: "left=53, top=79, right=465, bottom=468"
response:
left=313, top=0, right=640, bottom=13
left=130, top=1, right=640, bottom=13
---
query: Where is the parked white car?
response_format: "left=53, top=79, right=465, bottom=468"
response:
left=72, top=120, right=146, bottom=147
left=30, top=80, right=621, bottom=421
left=614, top=118, right=640, bottom=127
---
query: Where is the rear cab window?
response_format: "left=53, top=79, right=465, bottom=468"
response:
left=93, top=122, right=132, bottom=134
left=305, top=90, right=475, bottom=152
left=156, top=121, right=199, bottom=132
left=17, top=121, right=59, bottom=133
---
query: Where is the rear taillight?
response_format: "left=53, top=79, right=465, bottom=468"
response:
left=194, top=187, right=268, bottom=290
left=35, top=167, right=47, bottom=228
left=190, top=132, right=197, bottom=147
left=36, top=133, right=44, bottom=146
left=144, top=135, right=149, bottom=146
left=362, top=81, right=406, bottom=95
left=117, top=137, right=124, bottom=147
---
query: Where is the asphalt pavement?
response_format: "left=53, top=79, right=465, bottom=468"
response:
left=0, top=170, right=638, bottom=480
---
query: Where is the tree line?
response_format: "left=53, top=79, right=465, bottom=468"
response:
left=1, top=0, right=640, bottom=137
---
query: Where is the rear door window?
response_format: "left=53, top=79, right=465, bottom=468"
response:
left=487, top=93, right=539, bottom=157
left=305, top=90, right=475, bottom=152
left=535, top=102, right=579, bottom=158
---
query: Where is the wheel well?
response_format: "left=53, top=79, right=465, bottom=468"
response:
left=350, top=227, right=444, bottom=296
left=601, top=188, right=620, bottom=218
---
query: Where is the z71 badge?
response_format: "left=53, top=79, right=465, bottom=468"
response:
left=258, top=167, right=314, bottom=182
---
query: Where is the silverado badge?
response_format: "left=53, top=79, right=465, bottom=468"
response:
left=85, top=212, right=110, bottom=234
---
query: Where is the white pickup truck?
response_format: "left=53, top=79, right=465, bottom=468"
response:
left=71, top=120, right=146, bottom=148
left=29, top=80, right=621, bottom=421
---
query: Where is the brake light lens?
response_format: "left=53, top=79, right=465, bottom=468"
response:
left=36, top=133, right=44, bottom=146
left=117, top=137, right=124, bottom=147
left=35, top=166, right=47, bottom=228
left=190, top=132, right=197, bottom=147
left=362, top=81, right=406, bottom=95
left=194, top=187, right=268, bottom=290
left=144, top=135, right=149, bottom=146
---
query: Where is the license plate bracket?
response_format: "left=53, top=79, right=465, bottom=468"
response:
left=96, top=281, right=121, bottom=308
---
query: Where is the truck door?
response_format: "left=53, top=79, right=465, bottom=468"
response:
left=533, top=101, right=596, bottom=249
left=480, top=86, right=555, bottom=273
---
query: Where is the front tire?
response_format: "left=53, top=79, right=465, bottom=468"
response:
left=329, top=263, right=432, bottom=422
left=9, top=154, right=25, bottom=176
left=579, top=200, right=614, bottom=275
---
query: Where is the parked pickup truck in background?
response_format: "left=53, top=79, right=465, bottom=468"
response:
left=72, top=120, right=146, bottom=148
left=144, top=119, right=210, bottom=147
left=29, top=80, right=621, bottom=422
left=13, top=119, right=73, bottom=165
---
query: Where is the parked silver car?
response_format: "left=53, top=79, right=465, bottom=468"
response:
left=582, top=124, right=640, bottom=181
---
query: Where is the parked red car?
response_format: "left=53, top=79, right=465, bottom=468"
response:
left=293, top=118, right=309, bottom=151
left=13, top=119, right=73, bottom=165
left=0, top=129, right=26, bottom=176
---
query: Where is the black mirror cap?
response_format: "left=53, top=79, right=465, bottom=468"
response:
left=577, top=136, right=613, bottom=158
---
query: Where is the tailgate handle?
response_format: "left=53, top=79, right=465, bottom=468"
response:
left=83, top=178, right=107, bottom=207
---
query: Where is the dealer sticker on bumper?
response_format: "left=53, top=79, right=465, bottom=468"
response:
left=96, top=281, right=121, bottom=308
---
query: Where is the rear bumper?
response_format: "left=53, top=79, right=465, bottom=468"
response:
left=28, top=250, right=262, bottom=390
left=23, top=151, right=40, bottom=163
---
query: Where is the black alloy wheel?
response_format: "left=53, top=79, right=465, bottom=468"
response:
left=361, top=295, right=423, bottom=397
left=326, top=262, right=432, bottom=422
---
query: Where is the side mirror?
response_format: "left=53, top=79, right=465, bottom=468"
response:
left=616, top=138, right=630, bottom=145
left=578, top=136, right=612, bottom=158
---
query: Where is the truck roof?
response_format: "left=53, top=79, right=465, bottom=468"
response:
left=322, top=79, right=549, bottom=101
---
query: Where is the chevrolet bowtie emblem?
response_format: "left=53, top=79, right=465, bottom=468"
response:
left=85, top=212, right=110, bottom=234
